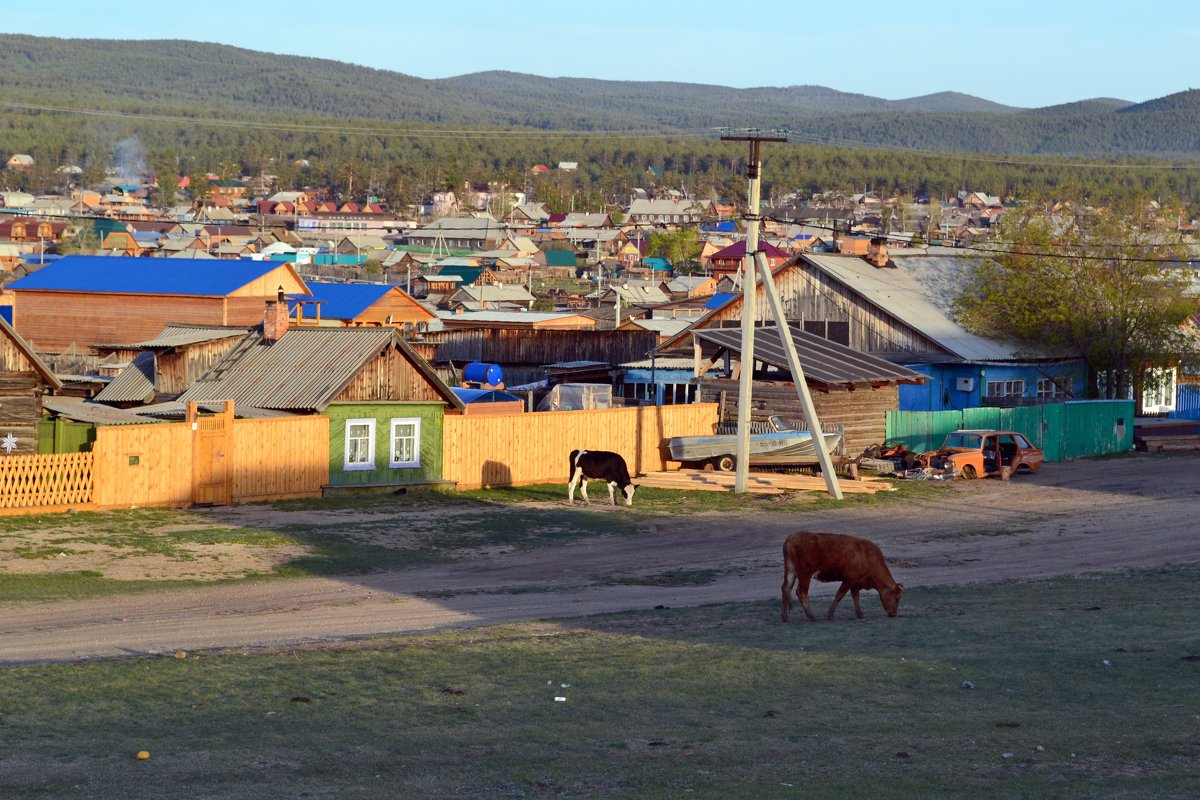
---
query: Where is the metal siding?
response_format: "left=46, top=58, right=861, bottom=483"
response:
left=886, top=401, right=1133, bottom=462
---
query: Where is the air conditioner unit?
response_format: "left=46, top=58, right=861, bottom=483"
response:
left=956, top=377, right=975, bottom=392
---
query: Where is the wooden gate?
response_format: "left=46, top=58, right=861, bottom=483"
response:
left=189, top=401, right=233, bottom=506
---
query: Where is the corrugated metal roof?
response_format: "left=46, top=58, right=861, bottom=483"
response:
left=132, top=324, right=253, bottom=349
left=803, top=253, right=1023, bottom=361
left=177, top=327, right=460, bottom=412
left=132, top=401, right=296, bottom=420
left=5, top=255, right=288, bottom=296
left=289, top=283, right=393, bottom=321
left=42, top=396, right=153, bottom=425
left=94, top=350, right=155, bottom=403
left=692, top=325, right=927, bottom=389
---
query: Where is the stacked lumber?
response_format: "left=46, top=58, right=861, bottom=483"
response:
left=636, top=469, right=893, bottom=495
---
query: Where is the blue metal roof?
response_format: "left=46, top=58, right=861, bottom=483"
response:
left=705, top=292, right=738, bottom=309
left=6, top=255, right=290, bottom=296
left=451, top=387, right=523, bottom=404
left=289, top=282, right=393, bottom=320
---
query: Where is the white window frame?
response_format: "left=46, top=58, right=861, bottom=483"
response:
left=986, top=379, right=1026, bottom=399
left=343, top=418, right=376, bottom=471
left=1036, top=377, right=1070, bottom=399
left=1142, top=367, right=1177, bottom=413
left=389, top=417, right=422, bottom=469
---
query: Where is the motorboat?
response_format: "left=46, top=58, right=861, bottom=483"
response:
left=667, top=416, right=844, bottom=471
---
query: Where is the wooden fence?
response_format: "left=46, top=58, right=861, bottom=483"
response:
left=229, top=416, right=329, bottom=503
left=0, top=404, right=712, bottom=511
left=0, top=452, right=94, bottom=511
left=90, top=415, right=330, bottom=508
left=443, top=403, right=718, bottom=489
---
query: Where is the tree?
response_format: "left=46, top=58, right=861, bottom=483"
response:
left=954, top=206, right=1197, bottom=402
left=646, top=227, right=702, bottom=273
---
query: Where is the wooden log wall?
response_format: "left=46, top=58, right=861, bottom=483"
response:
left=424, top=328, right=658, bottom=368
left=443, top=403, right=718, bottom=489
left=698, top=378, right=896, bottom=457
left=0, top=373, right=45, bottom=455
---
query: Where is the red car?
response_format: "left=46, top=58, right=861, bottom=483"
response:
left=930, top=430, right=1045, bottom=479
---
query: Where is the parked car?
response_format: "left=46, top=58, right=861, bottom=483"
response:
left=926, top=429, right=1044, bottom=479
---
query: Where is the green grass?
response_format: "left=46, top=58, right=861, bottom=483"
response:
left=0, top=566, right=1197, bottom=799
left=0, top=482, right=942, bottom=604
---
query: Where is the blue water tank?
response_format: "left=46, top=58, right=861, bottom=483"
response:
left=464, top=361, right=504, bottom=386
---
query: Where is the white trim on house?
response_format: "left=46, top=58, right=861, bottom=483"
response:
left=389, top=417, right=422, bottom=468
left=344, top=418, right=376, bottom=470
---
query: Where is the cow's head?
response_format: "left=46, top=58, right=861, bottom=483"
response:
left=622, top=482, right=637, bottom=506
left=879, top=583, right=903, bottom=617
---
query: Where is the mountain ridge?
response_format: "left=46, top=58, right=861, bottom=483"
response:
left=0, top=34, right=1196, bottom=157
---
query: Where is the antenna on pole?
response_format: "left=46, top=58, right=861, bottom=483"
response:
left=718, top=128, right=842, bottom=499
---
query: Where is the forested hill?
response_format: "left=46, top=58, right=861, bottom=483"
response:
left=2, top=34, right=1199, bottom=157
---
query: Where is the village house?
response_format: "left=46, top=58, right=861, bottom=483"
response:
left=5, top=255, right=310, bottom=353
left=0, top=315, right=63, bottom=454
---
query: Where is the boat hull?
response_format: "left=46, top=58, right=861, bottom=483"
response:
left=668, top=430, right=843, bottom=467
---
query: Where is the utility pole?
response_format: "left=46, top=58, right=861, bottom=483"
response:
left=720, top=129, right=842, bottom=499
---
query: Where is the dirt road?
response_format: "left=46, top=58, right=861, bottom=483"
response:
left=2, top=452, right=1197, bottom=665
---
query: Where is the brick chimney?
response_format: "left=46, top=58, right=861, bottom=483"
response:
left=866, top=237, right=892, bottom=268
left=263, top=289, right=289, bottom=343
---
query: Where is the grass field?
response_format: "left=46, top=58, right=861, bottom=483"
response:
left=0, top=480, right=946, bottom=604
left=1, top=565, right=1196, bottom=799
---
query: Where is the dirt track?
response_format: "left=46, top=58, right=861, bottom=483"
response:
left=2, top=452, right=1198, bottom=665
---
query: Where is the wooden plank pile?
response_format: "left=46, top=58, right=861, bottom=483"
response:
left=636, top=469, right=893, bottom=495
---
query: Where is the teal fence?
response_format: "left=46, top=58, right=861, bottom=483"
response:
left=885, top=400, right=1134, bottom=461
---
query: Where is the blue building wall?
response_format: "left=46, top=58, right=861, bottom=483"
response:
left=899, top=361, right=1088, bottom=412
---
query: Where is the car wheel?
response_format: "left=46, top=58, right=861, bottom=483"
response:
left=961, top=464, right=977, bottom=479
left=715, top=454, right=735, bottom=472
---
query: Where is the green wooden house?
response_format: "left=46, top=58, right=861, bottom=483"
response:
left=171, top=318, right=464, bottom=493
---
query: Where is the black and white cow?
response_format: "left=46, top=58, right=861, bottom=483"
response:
left=568, top=449, right=636, bottom=506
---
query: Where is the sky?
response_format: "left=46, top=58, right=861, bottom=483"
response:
left=4, top=0, right=1196, bottom=108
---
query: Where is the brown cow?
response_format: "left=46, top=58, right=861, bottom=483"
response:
left=781, top=531, right=903, bottom=622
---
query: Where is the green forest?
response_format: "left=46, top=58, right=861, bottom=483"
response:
left=4, top=34, right=1200, bottom=209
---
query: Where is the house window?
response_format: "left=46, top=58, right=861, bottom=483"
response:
left=986, top=379, right=1025, bottom=399
left=1036, top=378, right=1071, bottom=399
left=389, top=418, right=422, bottom=469
left=344, top=418, right=375, bottom=470
left=1142, top=367, right=1177, bottom=413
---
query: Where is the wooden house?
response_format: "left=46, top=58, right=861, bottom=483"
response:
left=708, top=239, right=790, bottom=280
left=173, top=318, right=464, bottom=490
left=0, top=316, right=63, bottom=454
left=0, top=219, right=68, bottom=244
left=93, top=324, right=252, bottom=407
left=6, top=255, right=311, bottom=353
left=423, top=327, right=657, bottom=387
left=658, top=249, right=1087, bottom=418
left=290, top=283, right=436, bottom=330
